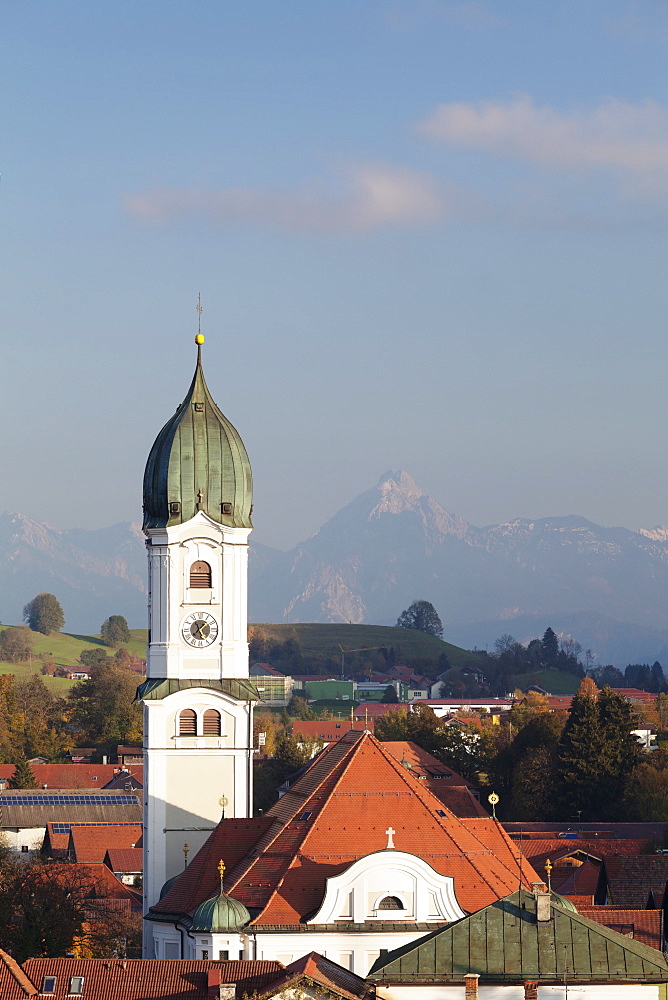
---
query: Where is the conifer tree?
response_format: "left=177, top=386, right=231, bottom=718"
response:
left=557, top=679, right=641, bottom=820
left=9, top=753, right=38, bottom=789
left=556, top=677, right=602, bottom=819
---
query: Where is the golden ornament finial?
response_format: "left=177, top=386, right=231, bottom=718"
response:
left=545, top=857, right=553, bottom=891
left=183, top=842, right=190, bottom=869
left=218, top=858, right=225, bottom=892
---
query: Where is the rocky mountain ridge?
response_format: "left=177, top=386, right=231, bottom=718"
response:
left=3, top=473, right=668, bottom=666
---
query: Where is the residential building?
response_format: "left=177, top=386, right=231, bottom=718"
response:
left=250, top=663, right=294, bottom=706
left=0, top=788, right=141, bottom=855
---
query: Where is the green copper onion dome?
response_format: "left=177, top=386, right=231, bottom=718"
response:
left=190, top=889, right=250, bottom=933
left=552, top=892, right=578, bottom=912
left=143, top=337, right=253, bottom=531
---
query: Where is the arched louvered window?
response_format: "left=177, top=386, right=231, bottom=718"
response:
left=190, top=561, right=212, bottom=588
left=179, top=709, right=197, bottom=736
left=378, top=895, right=404, bottom=910
left=203, top=709, right=221, bottom=736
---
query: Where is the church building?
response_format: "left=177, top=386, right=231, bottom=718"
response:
left=139, top=334, right=540, bottom=969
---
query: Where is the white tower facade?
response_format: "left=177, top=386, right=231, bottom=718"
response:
left=139, top=337, right=256, bottom=956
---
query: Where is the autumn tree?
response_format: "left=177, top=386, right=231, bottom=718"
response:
left=0, top=855, right=94, bottom=961
left=68, top=660, right=142, bottom=750
left=287, top=695, right=316, bottom=720
left=253, top=731, right=322, bottom=813
left=0, top=627, right=33, bottom=663
left=23, top=593, right=65, bottom=635
left=396, top=600, right=443, bottom=638
left=100, top=615, right=130, bottom=648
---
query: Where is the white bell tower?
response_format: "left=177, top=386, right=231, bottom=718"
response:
left=139, top=332, right=256, bottom=956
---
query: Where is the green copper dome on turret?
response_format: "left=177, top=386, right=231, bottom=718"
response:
left=143, top=337, right=253, bottom=531
left=190, top=889, right=250, bottom=933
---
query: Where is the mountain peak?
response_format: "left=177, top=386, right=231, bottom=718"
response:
left=376, top=470, right=423, bottom=497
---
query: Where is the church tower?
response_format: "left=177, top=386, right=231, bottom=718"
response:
left=139, top=332, right=256, bottom=955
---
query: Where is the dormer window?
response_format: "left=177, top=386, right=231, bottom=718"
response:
left=190, top=561, right=211, bottom=588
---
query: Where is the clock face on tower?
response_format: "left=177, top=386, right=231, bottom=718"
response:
left=180, top=611, right=219, bottom=648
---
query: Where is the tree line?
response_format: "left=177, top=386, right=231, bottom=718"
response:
left=373, top=680, right=668, bottom=823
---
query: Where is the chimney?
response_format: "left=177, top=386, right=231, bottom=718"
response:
left=102, top=755, right=108, bottom=765
left=524, top=982, right=538, bottom=1000
left=531, top=882, right=551, bottom=921
left=464, top=973, right=479, bottom=1000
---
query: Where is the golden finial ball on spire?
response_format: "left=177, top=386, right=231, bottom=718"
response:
left=195, top=334, right=205, bottom=346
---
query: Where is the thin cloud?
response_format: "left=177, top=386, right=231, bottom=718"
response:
left=125, top=163, right=448, bottom=234
left=418, top=94, right=668, bottom=184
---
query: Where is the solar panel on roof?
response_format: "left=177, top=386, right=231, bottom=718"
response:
left=6, top=795, right=138, bottom=805
left=51, top=822, right=140, bottom=835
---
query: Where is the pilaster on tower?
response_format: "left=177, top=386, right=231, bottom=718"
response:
left=139, top=332, right=257, bottom=957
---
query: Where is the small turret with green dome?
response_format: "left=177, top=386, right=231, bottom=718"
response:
left=189, top=860, right=250, bottom=933
left=143, top=334, right=253, bottom=531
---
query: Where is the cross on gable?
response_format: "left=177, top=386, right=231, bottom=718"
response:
left=385, top=826, right=396, bottom=849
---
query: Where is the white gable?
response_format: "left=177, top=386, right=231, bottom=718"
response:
left=309, top=849, right=467, bottom=924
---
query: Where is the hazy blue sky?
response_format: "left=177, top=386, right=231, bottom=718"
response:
left=2, top=1, right=668, bottom=549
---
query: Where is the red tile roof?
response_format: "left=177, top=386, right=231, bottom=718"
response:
left=291, top=720, right=372, bottom=741
left=352, top=703, right=394, bottom=718
left=603, top=855, right=668, bottom=908
left=0, top=949, right=37, bottom=997
left=579, top=907, right=663, bottom=951
left=104, top=848, right=143, bottom=872
left=14, top=960, right=285, bottom=1000
left=0, top=764, right=143, bottom=789
left=611, top=688, right=657, bottom=702
left=521, top=839, right=651, bottom=860
left=69, top=825, right=143, bottom=864
left=255, top=952, right=371, bottom=1000
left=154, top=731, right=539, bottom=926
left=380, top=741, right=487, bottom=817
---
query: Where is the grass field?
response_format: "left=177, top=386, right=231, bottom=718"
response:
left=0, top=625, right=148, bottom=692
left=512, top=668, right=582, bottom=696
left=251, top=622, right=485, bottom=670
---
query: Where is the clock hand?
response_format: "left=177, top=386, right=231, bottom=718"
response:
left=197, top=623, right=209, bottom=638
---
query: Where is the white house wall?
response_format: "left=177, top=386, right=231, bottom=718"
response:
left=376, top=986, right=661, bottom=999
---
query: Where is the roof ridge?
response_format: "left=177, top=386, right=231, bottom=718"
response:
left=0, top=949, right=38, bottom=996
left=227, top=734, right=366, bottom=892
left=370, top=736, right=533, bottom=892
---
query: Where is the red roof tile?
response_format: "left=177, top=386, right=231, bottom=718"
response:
left=69, top=826, right=143, bottom=864
left=292, top=721, right=372, bottom=741
left=579, top=907, right=663, bottom=951
left=0, top=949, right=37, bottom=997
left=254, top=952, right=371, bottom=1000
left=521, top=839, right=651, bottom=860
left=155, top=731, right=538, bottom=926
left=17, top=959, right=285, bottom=1000
left=0, top=764, right=143, bottom=790
left=104, top=848, right=143, bottom=872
